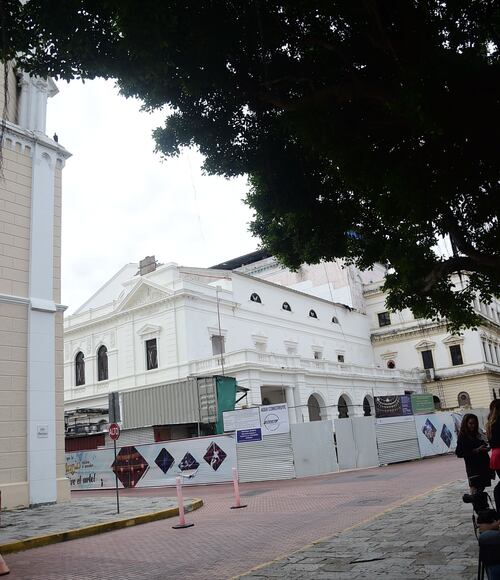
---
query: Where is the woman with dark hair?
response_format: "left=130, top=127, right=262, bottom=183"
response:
left=456, top=413, right=492, bottom=493
left=486, top=400, right=500, bottom=513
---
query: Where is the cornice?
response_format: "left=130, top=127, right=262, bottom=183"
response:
left=371, top=320, right=448, bottom=344
left=64, top=288, right=238, bottom=335
left=2, top=120, right=71, bottom=160
left=0, top=293, right=30, bottom=306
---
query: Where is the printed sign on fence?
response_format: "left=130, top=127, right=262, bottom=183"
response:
left=260, top=403, right=290, bottom=435
left=236, top=428, right=263, bottom=443
left=66, top=434, right=237, bottom=490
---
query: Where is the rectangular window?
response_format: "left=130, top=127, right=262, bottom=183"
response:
left=450, top=344, right=463, bottom=366
left=314, top=351, right=322, bottom=360
left=377, top=312, right=391, bottom=327
left=145, top=338, right=158, bottom=370
left=483, top=340, right=489, bottom=362
left=211, top=335, right=225, bottom=356
left=337, top=354, right=345, bottom=363
left=421, top=349, right=434, bottom=369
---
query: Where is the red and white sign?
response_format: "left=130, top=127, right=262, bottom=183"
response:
left=109, top=423, right=120, bottom=441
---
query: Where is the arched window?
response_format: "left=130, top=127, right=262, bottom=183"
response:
left=308, top=394, right=322, bottom=421
left=433, top=395, right=442, bottom=411
left=250, top=293, right=262, bottom=303
left=75, top=352, right=85, bottom=386
left=97, top=345, right=108, bottom=382
left=458, top=391, right=471, bottom=407
left=332, top=316, right=339, bottom=324
left=282, top=302, right=291, bottom=311
left=309, top=309, right=318, bottom=319
left=363, top=396, right=372, bottom=416
left=338, top=395, right=350, bottom=418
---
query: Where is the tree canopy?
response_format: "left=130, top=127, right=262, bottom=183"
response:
left=2, top=0, right=499, bottom=329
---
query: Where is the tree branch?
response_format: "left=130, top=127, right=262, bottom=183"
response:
left=422, top=255, right=498, bottom=292
left=442, top=211, right=499, bottom=269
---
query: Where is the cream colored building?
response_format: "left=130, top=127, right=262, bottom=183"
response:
left=364, top=280, right=500, bottom=410
left=0, top=65, right=71, bottom=507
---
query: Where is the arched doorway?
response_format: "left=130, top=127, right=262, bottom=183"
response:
left=338, top=394, right=351, bottom=418
left=363, top=395, right=373, bottom=416
left=433, top=395, right=442, bottom=411
left=307, top=394, right=323, bottom=421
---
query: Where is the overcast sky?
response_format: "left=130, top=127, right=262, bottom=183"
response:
left=46, top=79, right=258, bottom=313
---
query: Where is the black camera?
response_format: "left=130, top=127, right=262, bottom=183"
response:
left=477, top=509, right=499, bottom=525
left=463, top=491, right=490, bottom=513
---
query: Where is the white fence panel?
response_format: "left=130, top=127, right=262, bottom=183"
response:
left=291, top=421, right=338, bottom=478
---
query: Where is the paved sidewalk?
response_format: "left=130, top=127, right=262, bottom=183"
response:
left=0, top=495, right=199, bottom=550
left=238, top=480, right=480, bottom=579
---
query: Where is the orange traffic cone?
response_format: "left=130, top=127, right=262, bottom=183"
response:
left=0, top=553, right=10, bottom=575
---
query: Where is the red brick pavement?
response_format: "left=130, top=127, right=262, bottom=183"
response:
left=4, top=455, right=465, bottom=580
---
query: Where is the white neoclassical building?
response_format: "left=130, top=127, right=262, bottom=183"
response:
left=364, top=280, right=500, bottom=410
left=64, top=254, right=423, bottom=432
left=0, top=66, right=71, bottom=508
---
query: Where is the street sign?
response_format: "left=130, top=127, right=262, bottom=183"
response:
left=109, top=423, right=120, bottom=441
left=109, top=422, right=121, bottom=514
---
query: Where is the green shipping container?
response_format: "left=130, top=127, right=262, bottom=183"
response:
left=215, top=376, right=237, bottom=434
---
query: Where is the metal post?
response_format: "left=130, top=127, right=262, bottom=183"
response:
left=113, top=439, right=120, bottom=514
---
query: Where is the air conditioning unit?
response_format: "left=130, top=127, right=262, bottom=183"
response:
left=425, top=368, right=435, bottom=381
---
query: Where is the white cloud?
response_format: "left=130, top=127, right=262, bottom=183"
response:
left=46, top=79, right=258, bottom=312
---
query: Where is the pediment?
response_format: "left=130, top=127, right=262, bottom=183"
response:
left=115, top=280, right=172, bottom=312
left=442, top=334, right=463, bottom=345
left=415, top=340, right=436, bottom=350
left=137, top=323, right=162, bottom=337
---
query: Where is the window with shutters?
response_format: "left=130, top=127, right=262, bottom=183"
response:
left=377, top=311, right=391, bottom=327
left=145, top=338, right=158, bottom=370
left=450, top=344, right=463, bottom=366
left=97, top=345, right=108, bottom=381
left=75, top=351, right=85, bottom=386
left=421, top=349, right=434, bottom=369
left=211, top=335, right=225, bottom=356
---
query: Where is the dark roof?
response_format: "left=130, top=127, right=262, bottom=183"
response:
left=210, top=249, right=272, bottom=270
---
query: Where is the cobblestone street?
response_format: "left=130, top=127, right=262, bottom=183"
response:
left=3, top=455, right=476, bottom=579
left=238, top=481, right=479, bottom=579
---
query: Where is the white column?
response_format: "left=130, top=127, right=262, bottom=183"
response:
left=27, top=144, right=57, bottom=505
left=285, top=386, right=296, bottom=424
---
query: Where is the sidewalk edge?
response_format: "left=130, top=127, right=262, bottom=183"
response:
left=0, top=498, right=203, bottom=554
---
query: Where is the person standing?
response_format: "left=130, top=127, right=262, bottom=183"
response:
left=456, top=413, right=492, bottom=493
left=486, top=400, right=500, bottom=513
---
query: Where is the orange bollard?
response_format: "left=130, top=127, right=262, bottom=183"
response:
left=172, top=476, right=194, bottom=529
left=0, top=553, right=10, bottom=576
left=230, top=467, right=247, bottom=509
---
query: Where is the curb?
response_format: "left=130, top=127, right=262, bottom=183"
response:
left=0, top=498, right=203, bottom=554
left=229, top=480, right=456, bottom=579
